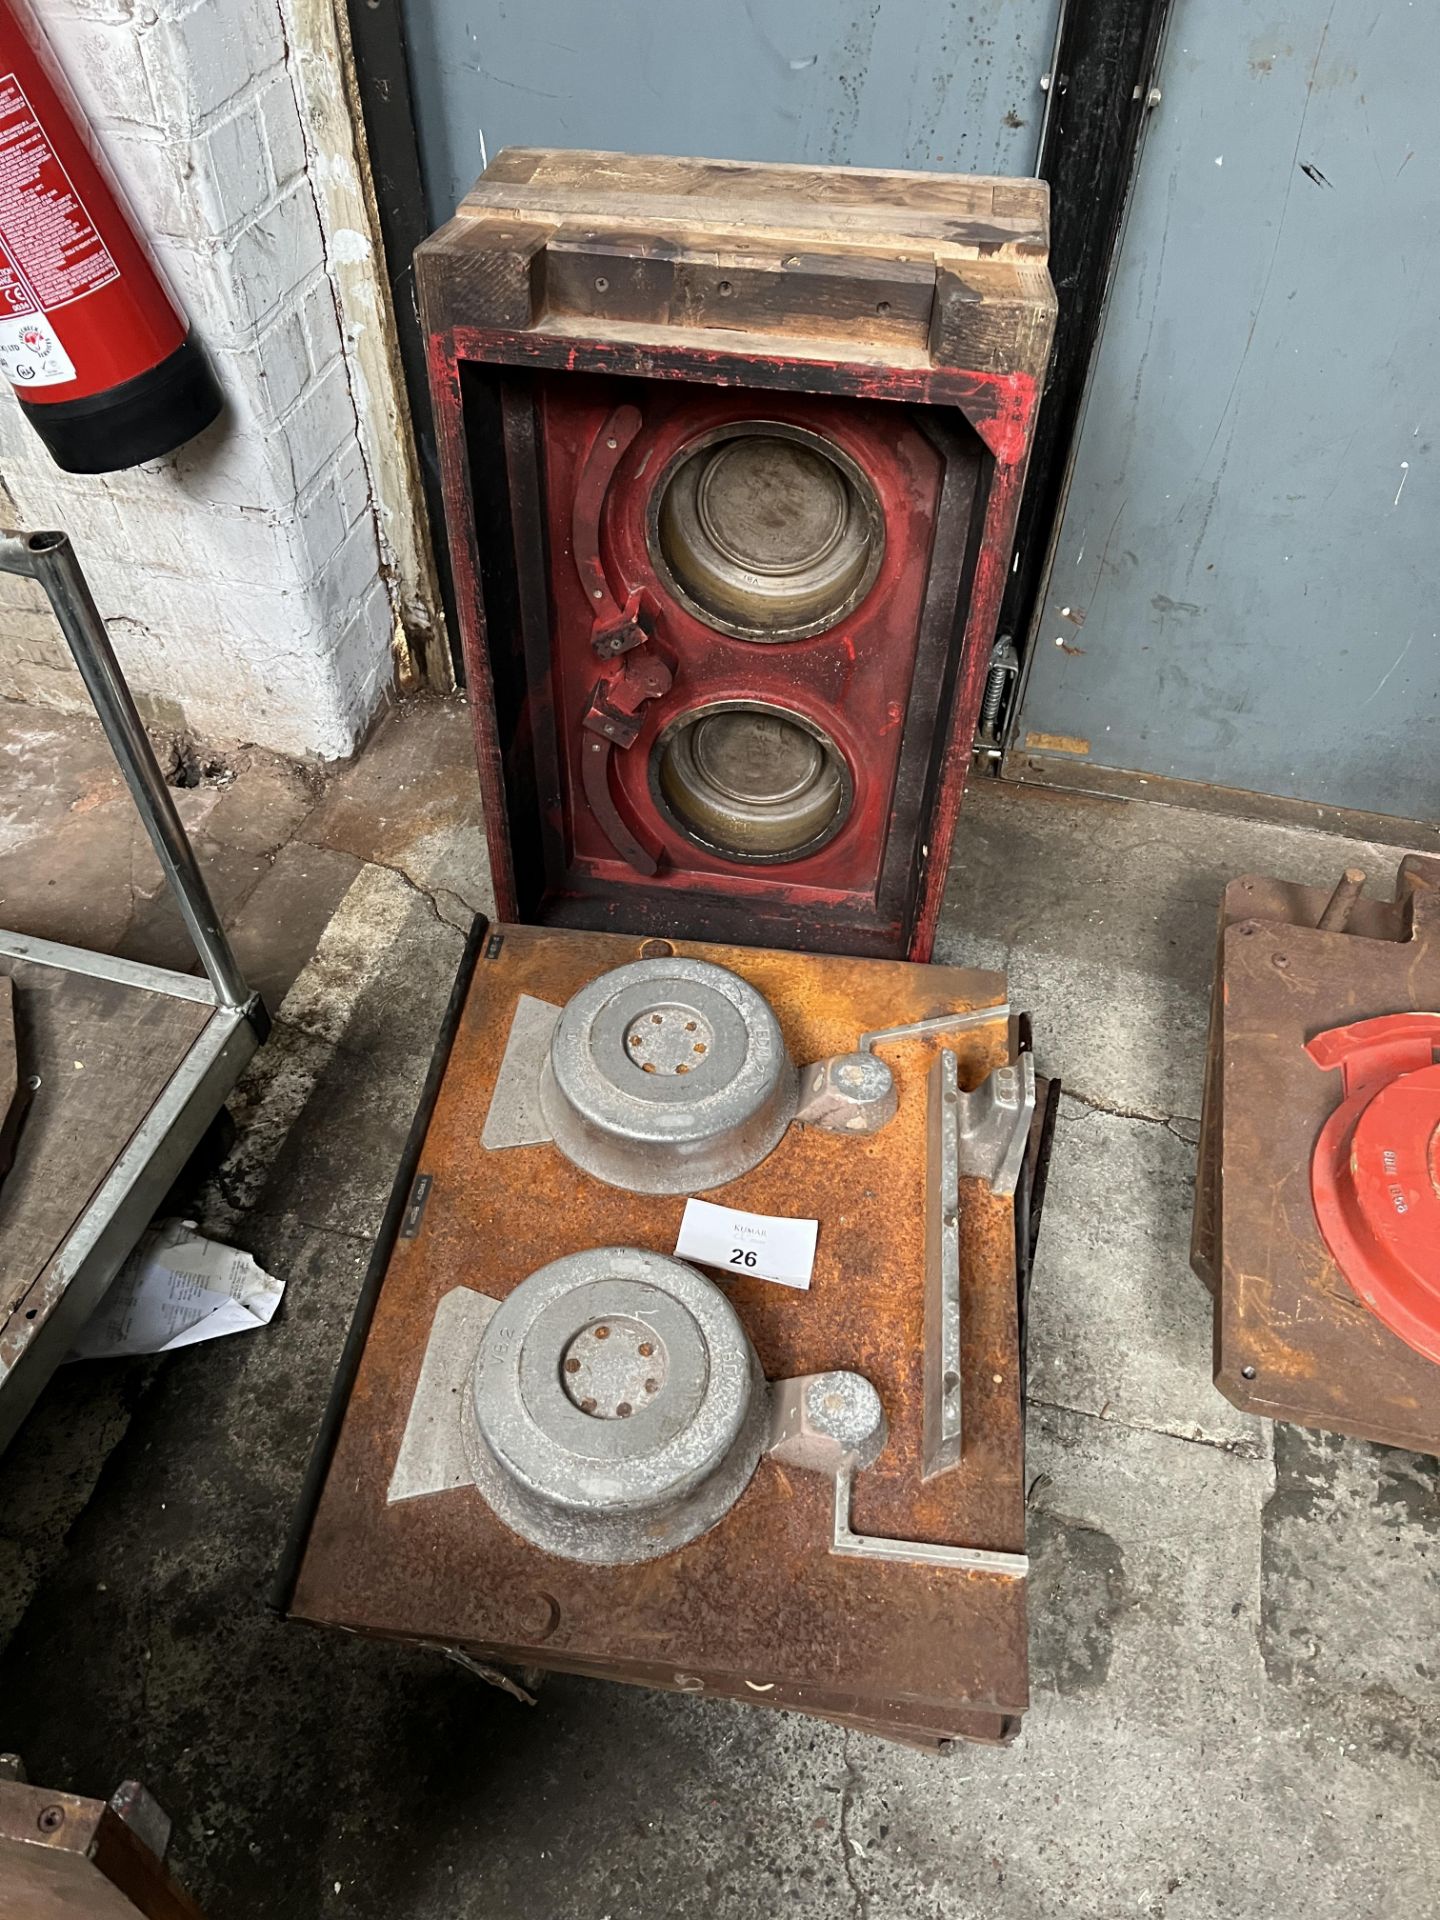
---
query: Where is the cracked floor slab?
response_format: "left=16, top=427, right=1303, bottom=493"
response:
left=830, top=1406, right=1432, bottom=1920
left=295, top=696, right=494, bottom=923
left=937, top=781, right=1403, bottom=1120
left=1261, top=1424, right=1440, bottom=1777
left=0, top=710, right=312, bottom=962
left=205, top=862, right=465, bottom=1240
left=1027, top=1095, right=1265, bottom=1448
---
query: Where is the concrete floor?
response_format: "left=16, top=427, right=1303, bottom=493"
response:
left=0, top=699, right=1435, bottom=1919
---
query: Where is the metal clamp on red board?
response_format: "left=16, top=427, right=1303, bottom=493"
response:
left=1307, top=1012, right=1440, bottom=1363
left=579, top=628, right=676, bottom=877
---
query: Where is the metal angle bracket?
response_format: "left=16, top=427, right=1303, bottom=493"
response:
left=923, top=1045, right=1037, bottom=1483
left=765, top=1373, right=1026, bottom=1578
left=924, top=1047, right=964, bottom=1479
left=858, top=1002, right=1010, bottom=1054
left=831, top=1466, right=1028, bottom=1579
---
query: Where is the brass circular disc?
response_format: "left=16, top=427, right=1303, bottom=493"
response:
left=649, top=422, right=884, bottom=641
left=652, top=701, right=852, bottom=862
left=696, top=439, right=847, bottom=576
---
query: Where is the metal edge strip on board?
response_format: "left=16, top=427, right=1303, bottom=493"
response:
left=831, top=1467, right=1028, bottom=1579
left=923, top=1048, right=964, bottom=1480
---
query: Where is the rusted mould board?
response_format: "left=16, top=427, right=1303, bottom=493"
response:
left=1190, top=871, right=1411, bottom=1293
left=1198, top=856, right=1440, bottom=1453
left=379, top=1642, right=1016, bottom=1750
left=0, top=1777, right=205, bottom=1920
left=292, top=924, right=1029, bottom=1725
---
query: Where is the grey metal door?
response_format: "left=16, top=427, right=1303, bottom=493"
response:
left=399, top=0, right=1060, bottom=225
left=1014, top=0, right=1437, bottom=824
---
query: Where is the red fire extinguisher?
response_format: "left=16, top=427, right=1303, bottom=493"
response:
left=0, top=0, right=221, bottom=472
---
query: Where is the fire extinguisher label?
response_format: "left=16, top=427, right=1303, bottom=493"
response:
left=0, top=74, right=120, bottom=310
left=0, top=303, right=74, bottom=385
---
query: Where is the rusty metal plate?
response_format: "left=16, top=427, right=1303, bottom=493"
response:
left=290, top=924, right=1029, bottom=1737
left=0, top=1777, right=204, bottom=1920
left=1190, top=874, right=1409, bottom=1294
left=1200, top=857, right=1440, bottom=1453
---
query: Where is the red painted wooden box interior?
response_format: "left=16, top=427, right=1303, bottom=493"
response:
left=419, top=149, right=1056, bottom=959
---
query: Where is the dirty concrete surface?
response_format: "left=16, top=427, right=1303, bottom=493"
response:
left=0, top=701, right=1435, bottom=1919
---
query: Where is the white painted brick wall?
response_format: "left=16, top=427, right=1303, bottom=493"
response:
left=0, top=0, right=400, bottom=758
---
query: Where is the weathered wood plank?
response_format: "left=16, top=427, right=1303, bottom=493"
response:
left=928, top=258, right=1058, bottom=377
left=460, top=181, right=1046, bottom=258
left=540, top=230, right=936, bottom=347
left=478, top=146, right=1048, bottom=224
left=425, top=149, right=1055, bottom=370
left=417, top=214, right=554, bottom=333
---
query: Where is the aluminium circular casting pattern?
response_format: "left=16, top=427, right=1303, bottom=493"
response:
left=652, top=699, right=854, bottom=863
left=538, top=955, right=799, bottom=1194
left=467, top=1247, right=770, bottom=1564
left=648, top=420, right=885, bottom=641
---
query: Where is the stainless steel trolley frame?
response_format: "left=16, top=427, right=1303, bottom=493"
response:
left=0, top=529, right=266, bottom=1449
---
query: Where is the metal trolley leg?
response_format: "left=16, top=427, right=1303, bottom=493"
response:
left=0, top=527, right=250, bottom=1009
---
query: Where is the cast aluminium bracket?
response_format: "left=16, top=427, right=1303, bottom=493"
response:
left=860, top=1004, right=1035, bottom=1481
left=922, top=1047, right=1036, bottom=1479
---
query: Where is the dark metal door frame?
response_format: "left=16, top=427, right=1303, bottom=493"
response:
left=342, top=0, right=463, bottom=682
left=991, top=0, right=1172, bottom=757
left=343, top=0, right=1170, bottom=710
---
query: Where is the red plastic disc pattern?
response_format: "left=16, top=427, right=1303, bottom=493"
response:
left=1306, top=1013, right=1440, bottom=1364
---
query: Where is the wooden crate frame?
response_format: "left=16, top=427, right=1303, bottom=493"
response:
left=418, top=149, right=1056, bottom=961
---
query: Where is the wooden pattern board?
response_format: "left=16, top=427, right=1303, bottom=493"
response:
left=417, top=151, right=1058, bottom=965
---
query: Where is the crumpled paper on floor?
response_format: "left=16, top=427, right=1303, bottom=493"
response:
left=69, top=1217, right=284, bottom=1360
